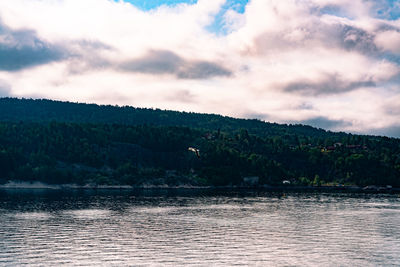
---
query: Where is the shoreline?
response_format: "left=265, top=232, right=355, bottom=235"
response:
left=0, top=181, right=399, bottom=193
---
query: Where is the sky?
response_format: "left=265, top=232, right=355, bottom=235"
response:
left=0, top=0, right=400, bottom=137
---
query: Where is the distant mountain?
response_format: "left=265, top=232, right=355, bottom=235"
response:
left=0, top=97, right=341, bottom=138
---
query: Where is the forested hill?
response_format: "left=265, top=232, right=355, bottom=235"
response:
left=0, top=97, right=339, bottom=138
left=0, top=97, right=399, bottom=187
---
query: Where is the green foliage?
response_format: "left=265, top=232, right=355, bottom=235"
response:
left=298, top=177, right=312, bottom=186
left=313, top=175, right=321, bottom=186
left=0, top=98, right=399, bottom=187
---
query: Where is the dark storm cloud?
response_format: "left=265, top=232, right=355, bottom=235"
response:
left=120, top=50, right=232, bottom=79
left=284, top=74, right=376, bottom=95
left=313, top=5, right=382, bottom=54
left=0, top=19, right=114, bottom=72
left=177, top=61, right=232, bottom=79
left=251, top=13, right=385, bottom=59
left=312, top=23, right=378, bottom=55
left=121, top=50, right=182, bottom=74
left=338, top=25, right=377, bottom=53
left=0, top=22, right=66, bottom=71
left=297, top=116, right=352, bottom=130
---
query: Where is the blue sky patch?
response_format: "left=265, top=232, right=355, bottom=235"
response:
left=116, top=0, right=249, bottom=34
left=373, top=0, right=400, bottom=20
left=116, top=0, right=198, bottom=10
left=318, top=5, right=355, bottom=20
left=206, top=0, right=249, bottom=35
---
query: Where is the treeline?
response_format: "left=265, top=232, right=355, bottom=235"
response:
left=0, top=98, right=346, bottom=138
left=0, top=121, right=399, bottom=186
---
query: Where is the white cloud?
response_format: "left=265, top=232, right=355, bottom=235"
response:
left=375, top=30, right=400, bottom=54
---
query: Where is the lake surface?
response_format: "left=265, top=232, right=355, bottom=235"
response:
left=0, top=189, right=399, bottom=266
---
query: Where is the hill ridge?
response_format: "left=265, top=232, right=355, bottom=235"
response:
left=0, top=97, right=346, bottom=138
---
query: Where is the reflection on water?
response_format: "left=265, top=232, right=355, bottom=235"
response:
left=0, top=189, right=399, bottom=266
left=64, top=209, right=111, bottom=220
left=13, top=212, right=51, bottom=221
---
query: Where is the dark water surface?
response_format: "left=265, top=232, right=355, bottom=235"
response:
left=0, top=189, right=399, bottom=266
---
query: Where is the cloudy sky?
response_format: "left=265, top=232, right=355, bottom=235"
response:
left=0, top=0, right=400, bottom=137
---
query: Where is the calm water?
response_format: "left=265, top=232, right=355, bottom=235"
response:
left=0, top=189, right=399, bottom=266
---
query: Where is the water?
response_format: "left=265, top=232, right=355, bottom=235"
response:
left=0, top=189, right=399, bottom=266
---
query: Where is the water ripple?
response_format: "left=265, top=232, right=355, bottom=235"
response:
left=0, top=191, right=399, bottom=266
